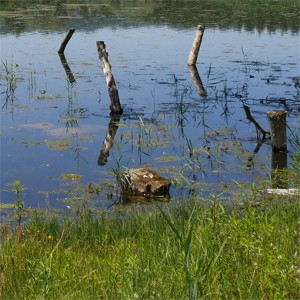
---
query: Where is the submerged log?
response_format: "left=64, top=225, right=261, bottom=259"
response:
left=58, top=28, right=75, bottom=54
left=96, top=41, right=123, bottom=115
left=187, top=25, right=205, bottom=66
left=121, top=168, right=171, bottom=199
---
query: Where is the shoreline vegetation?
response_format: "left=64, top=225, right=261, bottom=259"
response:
left=0, top=193, right=299, bottom=299
left=0, top=0, right=299, bottom=34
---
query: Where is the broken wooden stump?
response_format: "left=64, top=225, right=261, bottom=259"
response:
left=120, top=168, right=171, bottom=200
left=187, top=25, right=205, bottom=66
left=58, top=28, right=75, bottom=54
left=96, top=41, right=123, bottom=115
left=267, top=110, right=288, bottom=188
left=267, top=110, right=287, bottom=151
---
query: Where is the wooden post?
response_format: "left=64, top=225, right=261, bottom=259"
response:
left=187, top=25, right=205, bottom=66
left=267, top=110, right=288, bottom=188
left=96, top=41, right=123, bottom=115
left=267, top=110, right=287, bottom=151
left=58, top=29, right=75, bottom=54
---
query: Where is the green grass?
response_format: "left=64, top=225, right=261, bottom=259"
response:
left=0, top=195, right=299, bottom=299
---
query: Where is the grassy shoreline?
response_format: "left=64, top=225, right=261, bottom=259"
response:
left=0, top=195, right=299, bottom=299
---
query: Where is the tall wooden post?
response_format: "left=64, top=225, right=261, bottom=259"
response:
left=96, top=41, right=123, bottom=115
left=187, top=25, right=205, bottom=66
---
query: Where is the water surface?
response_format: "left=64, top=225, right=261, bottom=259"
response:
left=1, top=0, right=299, bottom=212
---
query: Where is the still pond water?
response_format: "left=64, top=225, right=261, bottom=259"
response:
left=1, top=1, right=299, bottom=213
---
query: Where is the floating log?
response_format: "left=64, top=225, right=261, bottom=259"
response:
left=96, top=41, right=123, bottom=115
left=58, top=28, right=75, bottom=54
left=121, top=168, right=171, bottom=199
left=187, top=25, right=205, bottom=66
left=267, top=110, right=287, bottom=151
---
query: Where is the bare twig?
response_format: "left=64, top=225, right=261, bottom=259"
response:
left=243, top=104, right=270, bottom=138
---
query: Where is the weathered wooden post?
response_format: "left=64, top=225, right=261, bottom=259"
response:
left=267, top=110, right=288, bottom=151
left=58, top=28, right=75, bottom=54
left=187, top=25, right=205, bottom=66
left=96, top=41, right=123, bottom=115
left=267, top=110, right=288, bottom=188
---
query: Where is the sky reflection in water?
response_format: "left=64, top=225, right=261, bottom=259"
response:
left=1, top=23, right=299, bottom=210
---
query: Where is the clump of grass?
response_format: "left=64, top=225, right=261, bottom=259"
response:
left=0, top=193, right=298, bottom=299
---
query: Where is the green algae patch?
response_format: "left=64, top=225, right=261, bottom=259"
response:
left=60, top=173, right=83, bottom=181
left=46, top=139, right=70, bottom=150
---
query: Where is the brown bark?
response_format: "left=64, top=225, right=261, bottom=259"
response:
left=121, top=168, right=171, bottom=198
left=187, top=25, right=205, bottom=66
left=267, top=110, right=288, bottom=151
left=58, top=29, right=75, bottom=54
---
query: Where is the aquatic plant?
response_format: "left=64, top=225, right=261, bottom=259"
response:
left=9, top=179, right=26, bottom=225
left=1, top=60, right=18, bottom=107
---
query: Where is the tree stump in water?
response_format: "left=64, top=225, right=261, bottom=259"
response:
left=121, top=168, right=171, bottom=199
left=267, top=110, right=287, bottom=151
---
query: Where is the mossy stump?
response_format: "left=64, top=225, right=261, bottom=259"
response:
left=121, top=168, right=171, bottom=200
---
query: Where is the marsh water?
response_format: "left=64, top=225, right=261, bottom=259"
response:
left=1, top=0, right=299, bottom=212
